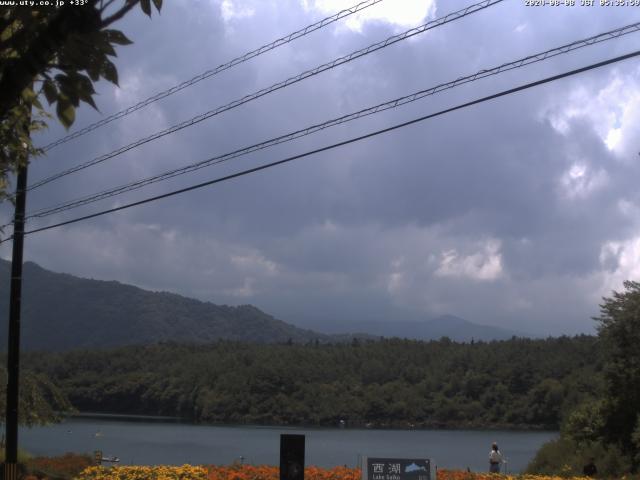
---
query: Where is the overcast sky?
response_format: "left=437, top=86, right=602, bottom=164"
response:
left=2, top=0, right=640, bottom=336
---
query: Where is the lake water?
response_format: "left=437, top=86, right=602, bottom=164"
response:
left=19, top=417, right=556, bottom=473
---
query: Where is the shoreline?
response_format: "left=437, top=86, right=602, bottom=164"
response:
left=66, top=412, right=558, bottom=433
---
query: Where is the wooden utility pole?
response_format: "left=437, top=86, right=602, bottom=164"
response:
left=3, top=151, right=29, bottom=480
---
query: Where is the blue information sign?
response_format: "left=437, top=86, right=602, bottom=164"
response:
left=366, top=458, right=431, bottom=480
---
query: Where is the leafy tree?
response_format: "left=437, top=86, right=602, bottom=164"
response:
left=595, top=280, right=640, bottom=461
left=525, top=378, right=564, bottom=427
left=0, top=0, right=162, bottom=202
left=529, top=281, right=640, bottom=476
left=0, top=366, right=74, bottom=426
left=561, top=399, right=606, bottom=446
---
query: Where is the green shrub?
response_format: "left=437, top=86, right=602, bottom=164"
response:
left=527, top=437, right=632, bottom=477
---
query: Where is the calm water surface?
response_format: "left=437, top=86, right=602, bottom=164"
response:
left=20, top=418, right=556, bottom=473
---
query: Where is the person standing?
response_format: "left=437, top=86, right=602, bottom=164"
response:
left=489, top=442, right=503, bottom=473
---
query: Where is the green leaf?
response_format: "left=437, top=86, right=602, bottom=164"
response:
left=62, top=72, right=97, bottom=110
left=101, top=59, right=118, bottom=85
left=42, top=79, right=57, bottom=105
left=57, top=72, right=97, bottom=110
left=140, top=0, right=152, bottom=16
left=79, top=90, right=98, bottom=111
left=101, top=41, right=117, bottom=57
left=152, top=0, right=162, bottom=11
left=56, top=97, right=75, bottom=129
left=20, top=86, right=36, bottom=102
left=74, top=72, right=96, bottom=95
left=86, top=54, right=102, bottom=82
left=95, top=33, right=117, bottom=57
left=31, top=96, right=43, bottom=111
left=104, top=29, right=133, bottom=46
left=55, top=74, right=80, bottom=107
left=0, top=20, right=19, bottom=42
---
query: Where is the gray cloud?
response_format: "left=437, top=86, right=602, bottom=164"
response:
left=3, top=0, right=640, bottom=336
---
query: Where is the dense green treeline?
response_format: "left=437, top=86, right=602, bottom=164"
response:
left=25, top=335, right=601, bottom=429
left=527, top=281, right=640, bottom=476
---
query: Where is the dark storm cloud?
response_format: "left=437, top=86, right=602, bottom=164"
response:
left=3, top=0, right=640, bottom=336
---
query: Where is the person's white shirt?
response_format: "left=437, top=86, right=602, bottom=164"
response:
left=489, top=450, right=502, bottom=463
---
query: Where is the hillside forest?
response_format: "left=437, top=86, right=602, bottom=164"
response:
left=24, top=335, right=600, bottom=430
left=5, top=280, right=640, bottom=476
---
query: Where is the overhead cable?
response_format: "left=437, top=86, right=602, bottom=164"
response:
left=3, top=49, right=637, bottom=244
left=39, top=0, right=387, bottom=152
left=26, top=0, right=504, bottom=192
left=22, top=21, right=640, bottom=221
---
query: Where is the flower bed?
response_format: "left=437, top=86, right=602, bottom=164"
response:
left=208, top=465, right=360, bottom=480
left=436, top=470, right=594, bottom=480
left=76, top=464, right=209, bottom=480
left=33, top=463, right=639, bottom=480
left=75, top=465, right=361, bottom=480
left=23, top=452, right=94, bottom=479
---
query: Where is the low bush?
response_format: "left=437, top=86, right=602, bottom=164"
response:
left=526, top=438, right=633, bottom=477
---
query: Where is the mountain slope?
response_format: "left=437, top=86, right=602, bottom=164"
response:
left=0, top=260, right=527, bottom=350
left=0, top=259, right=328, bottom=350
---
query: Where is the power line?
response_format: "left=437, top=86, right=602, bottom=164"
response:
left=39, top=0, right=386, bottom=153
left=26, top=0, right=504, bottom=192
left=3, top=49, right=637, bottom=244
left=21, top=21, right=640, bottom=221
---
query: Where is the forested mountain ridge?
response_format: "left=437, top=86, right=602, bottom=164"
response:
left=0, top=259, right=329, bottom=350
left=0, top=259, right=523, bottom=350
left=319, top=315, right=525, bottom=341
left=25, top=335, right=602, bottom=429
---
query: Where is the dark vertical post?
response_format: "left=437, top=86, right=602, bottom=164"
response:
left=280, top=434, right=305, bottom=480
left=4, top=160, right=28, bottom=480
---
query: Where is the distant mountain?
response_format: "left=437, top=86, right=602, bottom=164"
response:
left=316, top=315, right=527, bottom=342
left=0, top=259, right=329, bottom=350
left=0, top=259, right=526, bottom=351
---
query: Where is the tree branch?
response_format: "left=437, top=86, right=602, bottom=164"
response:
left=100, top=0, right=119, bottom=13
left=100, top=0, right=139, bottom=28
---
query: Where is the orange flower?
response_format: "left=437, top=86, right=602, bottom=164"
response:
left=435, top=469, right=605, bottom=480
left=205, top=465, right=360, bottom=480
